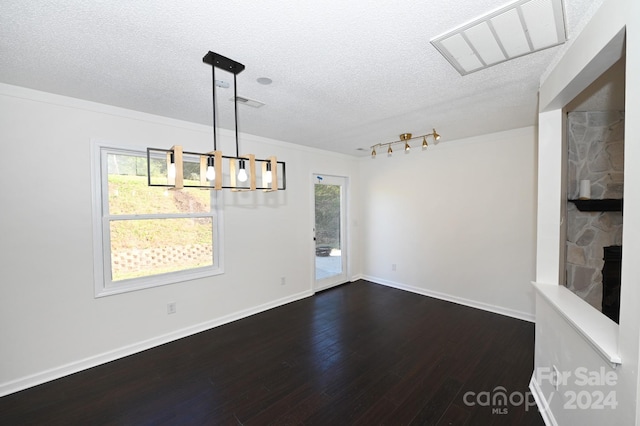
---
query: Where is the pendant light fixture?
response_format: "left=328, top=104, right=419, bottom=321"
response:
left=371, top=129, right=441, bottom=158
left=147, top=51, right=286, bottom=191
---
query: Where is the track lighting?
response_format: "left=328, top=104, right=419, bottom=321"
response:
left=370, top=129, right=441, bottom=159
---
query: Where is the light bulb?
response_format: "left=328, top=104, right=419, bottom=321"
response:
left=205, top=157, right=216, bottom=181
left=206, top=166, right=216, bottom=181
left=264, top=162, right=273, bottom=184
left=422, top=136, right=428, bottom=148
left=168, top=153, right=176, bottom=179
left=237, top=159, right=248, bottom=182
left=404, top=142, right=411, bottom=152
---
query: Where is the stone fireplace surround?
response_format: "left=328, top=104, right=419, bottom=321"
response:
left=565, top=110, right=624, bottom=311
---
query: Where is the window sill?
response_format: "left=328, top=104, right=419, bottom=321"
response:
left=96, top=266, right=223, bottom=298
left=532, top=281, right=621, bottom=367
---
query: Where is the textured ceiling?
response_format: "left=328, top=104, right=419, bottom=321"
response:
left=0, top=0, right=600, bottom=155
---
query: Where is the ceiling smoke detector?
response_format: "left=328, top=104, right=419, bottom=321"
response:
left=431, top=0, right=567, bottom=75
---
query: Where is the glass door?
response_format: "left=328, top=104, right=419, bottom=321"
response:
left=314, top=175, right=348, bottom=291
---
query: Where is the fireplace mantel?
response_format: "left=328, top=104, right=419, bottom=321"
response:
left=568, top=199, right=623, bottom=212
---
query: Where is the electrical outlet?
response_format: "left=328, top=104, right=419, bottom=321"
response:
left=167, top=302, right=176, bottom=315
left=392, top=263, right=397, bottom=271
left=280, top=277, right=286, bottom=285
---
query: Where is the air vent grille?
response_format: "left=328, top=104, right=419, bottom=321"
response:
left=431, top=0, right=567, bottom=75
left=230, top=96, right=265, bottom=108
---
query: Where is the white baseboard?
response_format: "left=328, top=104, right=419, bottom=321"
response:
left=529, top=374, right=557, bottom=426
left=0, top=289, right=313, bottom=397
left=361, top=275, right=535, bottom=323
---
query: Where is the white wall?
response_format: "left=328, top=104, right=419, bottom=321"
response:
left=358, top=127, right=537, bottom=321
left=0, top=84, right=360, bottom=395
left=533, top=0, right=640, bottom=424
left=533, top=291, right=620, bottom=424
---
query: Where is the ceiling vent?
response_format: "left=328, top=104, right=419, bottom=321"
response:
left=230, top=96, right=265, bottom=108
left=430, top=0, right=567, bottom=75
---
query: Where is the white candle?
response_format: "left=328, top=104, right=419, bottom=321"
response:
left=579, top=179, right=591, bottom=200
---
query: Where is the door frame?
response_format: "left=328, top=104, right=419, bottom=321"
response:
left=312, top=173, right=349, bottom=292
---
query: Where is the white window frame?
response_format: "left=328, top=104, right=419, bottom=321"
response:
left=91, top=140, right=224, bottom=297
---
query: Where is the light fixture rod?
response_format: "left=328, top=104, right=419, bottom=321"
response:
left=212, top=65, right=217, bottom=151
left=203, top=51, right=246, bottom=155
left=234, top=72, right=239, bottom=157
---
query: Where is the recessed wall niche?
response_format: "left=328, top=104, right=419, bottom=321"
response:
left=565, top=110, right=624, bottom=310
left=564, top=57, right=625, bottom=315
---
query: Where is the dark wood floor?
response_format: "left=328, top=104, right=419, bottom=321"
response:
left=0, top=280, right=543, bottom=425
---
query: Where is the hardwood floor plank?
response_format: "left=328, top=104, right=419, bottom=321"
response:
left=352, top=396, right=399, bottom=426
left=383, top=355, right=457, bottom=424
left=436, top=402, right=471, bottom=426
left=0, top=281, right=543, bottom=425
left=268, top=390, right=332, bottom=425
left=410, top=376, right=465, bottom=425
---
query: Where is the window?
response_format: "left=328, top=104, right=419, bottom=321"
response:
left=92, top=141, right=223, bottom=297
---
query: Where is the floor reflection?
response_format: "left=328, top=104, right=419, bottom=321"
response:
left=307, top=290, right=346, bottom=385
